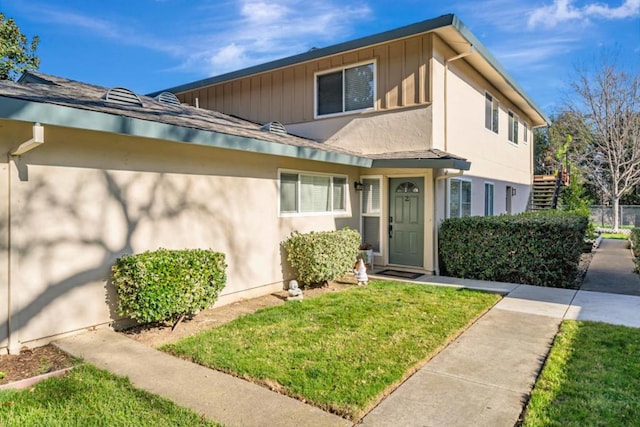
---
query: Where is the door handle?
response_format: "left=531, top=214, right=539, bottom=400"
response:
left=388, top=224, right=393, bottom=238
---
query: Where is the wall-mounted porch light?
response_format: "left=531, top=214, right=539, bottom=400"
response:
left=511, top=187, right=517, bottom=197
left=354, top=181, right=364, bottom=191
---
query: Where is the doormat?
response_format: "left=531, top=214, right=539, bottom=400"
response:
left=375, top=270, right=423, bottom=280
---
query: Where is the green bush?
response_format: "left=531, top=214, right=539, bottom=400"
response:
left=283, top=228, right=361, bottom=286
left=630, top=228, right=640, bottom=272
left=112, top=248, right=227, bottom=324
left=439, top=211, right=588, bottom=288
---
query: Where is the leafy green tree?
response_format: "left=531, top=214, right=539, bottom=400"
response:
left=0, top=13, right=39, bottom=80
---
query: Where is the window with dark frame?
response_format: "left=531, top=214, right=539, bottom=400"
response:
left=316, top=62, right=374, bottom=117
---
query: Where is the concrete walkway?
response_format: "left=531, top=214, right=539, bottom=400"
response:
left=54, top=239, right=640, bottom=427
left=55, top=328, right=350, bottom=427
left=580, top=238, right=640, bottom=296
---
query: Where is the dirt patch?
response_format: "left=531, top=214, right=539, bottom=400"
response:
left=122, top=280, right=356, bottom=348
left=575, top=252, right=594, bottom=288
left=0, top=345, right=75, bottom=386
left=0, top=260, right=594, bottom=386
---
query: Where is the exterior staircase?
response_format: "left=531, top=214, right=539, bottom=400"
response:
left=529, top=174, right=561, bottom=211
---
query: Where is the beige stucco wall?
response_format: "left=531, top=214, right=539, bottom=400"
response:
left=0, top=120, right=360, bottom=349
left=287, top=105, right=432, bottom=155
left=431, top=35, right=534, bottom=186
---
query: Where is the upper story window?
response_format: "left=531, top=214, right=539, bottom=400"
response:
left=279, top=170, right=347, bottom=216
left=508, top=111, right=519, bottom=144
left=485, top=92, right=499, bottom=133
left=523, top=123, right=529, bottom=144
left=315, top=61, right=375, bottom=118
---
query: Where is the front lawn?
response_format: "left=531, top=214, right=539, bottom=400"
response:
left=522, top=320, right=640, bottom=426
left=162, top=280, right=500, bottom=420
left=0, top=364, right=218, bottom=426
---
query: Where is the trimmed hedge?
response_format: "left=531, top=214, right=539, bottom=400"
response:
left=112, top=248, right=227, bottom=324
left=283, top=228, right=361, bottom=286
left=631, top=228, right=640, bottom=272
left=439, top=211, right=588, bottom=288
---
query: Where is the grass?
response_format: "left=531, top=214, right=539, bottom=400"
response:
left=162, top=280, right=500, bottom=420
left=599, top=233, right=629, bottom=240
left=522, top=320, right=640, bottom=426
left=0, top=364, right=219, bottom=426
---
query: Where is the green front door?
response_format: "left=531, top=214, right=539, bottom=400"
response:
left=389, top=177, right=424, bottom=267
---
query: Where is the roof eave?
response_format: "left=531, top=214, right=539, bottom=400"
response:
left=448, top=16, right=550, bottom=127
left=371, top=158, right=471, bottom=170
left=0, top=96, right=372, bottom=168
left=148, top=14, right=456, bottom=97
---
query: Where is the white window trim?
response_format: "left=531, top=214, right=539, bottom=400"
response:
left=484, top=91, right=499, bottom=134
left=484, top=181, right=495, bottom=216
left=278, top=169, right=349, bottom=217
left=447, top=177, right=473, bottom=218
left=523, top=122, right=529, bottom=144
left=360, top=174, right=383, bottom=255
left=314, top=59, right=377, bottom=119
left=508, top=110, right=519, bottom=145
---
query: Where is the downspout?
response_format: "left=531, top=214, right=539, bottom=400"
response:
left=6, top=124, right=45, bottom=354
left=6, top=155, right=18, bottom=354
left=443, top=46, right=474, bottom=152
left=435, top=47, right=471, bottom=276
left=433, top=169, right=464, bottom=275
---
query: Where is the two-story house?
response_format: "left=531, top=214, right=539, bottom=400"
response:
left=156, top=13, right=548, bottom=272
left=0, top=14, right=547, bottom=352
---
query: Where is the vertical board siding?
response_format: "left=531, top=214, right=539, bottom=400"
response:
left=388, top=41, right=405, bottom=108
left=176, top=34, right=433, bottom=125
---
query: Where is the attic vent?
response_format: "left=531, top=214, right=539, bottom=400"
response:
left=260, top=121, right=288, bottom=135
left=155, top=91, right=181, bottom=106
left=103, top=87, right=143, bottom=107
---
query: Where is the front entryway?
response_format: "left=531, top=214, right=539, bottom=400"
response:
left=388, top=177, right=424, bottom=267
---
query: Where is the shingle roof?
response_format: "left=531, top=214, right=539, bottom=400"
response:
left=4, top=71, right=358, bottom=156
left=0, top=71, right=470, bottom=170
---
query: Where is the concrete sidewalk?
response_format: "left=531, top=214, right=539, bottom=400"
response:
left=55, top=328, right=350, bottom=427
left=54, top=239, right=640, bottom=427
left=580, top=238, right=640, bottom=296
left=360, top=285, right=576, bottom=426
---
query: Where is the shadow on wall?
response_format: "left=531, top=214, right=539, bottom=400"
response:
left=2, top=163, right=262, bottom=344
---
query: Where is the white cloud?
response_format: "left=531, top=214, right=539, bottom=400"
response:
left=191, top=0, right=373, bottom=76
left=207, top=43, right=248, bottom=73
left=32, top=5, right=182, bottom=56
left=26, top=0, right=372, bottom=78
left=528, top=0, right=640, bottom=29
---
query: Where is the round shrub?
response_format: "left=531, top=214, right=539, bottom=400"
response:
left=112, top=248, right=227, bottom=324
left=283, top=228, right=360, bottom=286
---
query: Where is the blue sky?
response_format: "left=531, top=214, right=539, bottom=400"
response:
left=2, top=0, right=639, bottom=115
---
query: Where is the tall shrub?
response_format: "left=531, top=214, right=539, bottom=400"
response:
left=112, top=248, right=226, bottom=324
left=439, top=211, right=587, bottom=288
left=283, top=228, right=360, bottom=286
left=630, top=228, right=640, bottom=272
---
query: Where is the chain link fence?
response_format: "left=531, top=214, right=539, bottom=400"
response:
left=590, top=205, right=640, bottom=228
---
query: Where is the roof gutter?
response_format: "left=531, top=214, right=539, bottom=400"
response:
left=371, top=158, right=470, bottom=170
left=450, top=15, right=550, bottom=126
left=0, top=96, right=372, bottom=168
